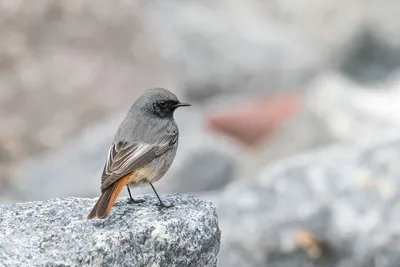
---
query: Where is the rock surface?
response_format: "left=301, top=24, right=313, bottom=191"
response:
left=339, top=29, right=400, bottom=84
left=0, top=194, right=220, bottom=267
left=307, top=72, right=400, bottom=144
left=210, top=135, right=400, bottom=267
left=170, top=150, right=236, bottom=193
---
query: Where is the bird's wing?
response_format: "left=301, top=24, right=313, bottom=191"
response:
left=100, top=132, right=178, bottom=191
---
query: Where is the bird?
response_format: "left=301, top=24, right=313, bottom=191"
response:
left=88, top=88, right=190, bottom=219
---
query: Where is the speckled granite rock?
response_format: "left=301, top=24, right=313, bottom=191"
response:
left=0, top=194, right=220, bottom=267
left=212, top=136, right=400, bottom=267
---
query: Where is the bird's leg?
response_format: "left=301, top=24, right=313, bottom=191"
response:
left=126, top=185, right=145, bottom=204
left=149, top=183, right=174, bottom=209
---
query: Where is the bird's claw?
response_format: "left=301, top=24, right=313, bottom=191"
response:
left=128, top=198, right=145, bottom=204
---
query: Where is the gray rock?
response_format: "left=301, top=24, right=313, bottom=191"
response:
left=0, top=194, right=220, bottom=267
left=339, top=30, right=400, bottom=84
left=169, top=150, right=236, bottom=193
left=210, top=135, right=400, bottom=267
left=306, top=73, right=400, bottom=145
left=237, top=106, right=337, bottom=180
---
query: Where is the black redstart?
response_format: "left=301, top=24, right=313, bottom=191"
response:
left=88, top=88, right=190, bottom=219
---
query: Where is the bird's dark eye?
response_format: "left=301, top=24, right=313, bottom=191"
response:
left=159, top=100, right=168, bottom=108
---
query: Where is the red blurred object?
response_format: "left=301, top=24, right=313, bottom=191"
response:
left=206, top=93, right=301, bottom=147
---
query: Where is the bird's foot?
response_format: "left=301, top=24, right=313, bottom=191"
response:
left=128, top=198, right=145, bottom=204
left=157, top=201, right=174, bottom=209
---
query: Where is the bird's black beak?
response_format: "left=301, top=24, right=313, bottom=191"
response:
left=173, top=102, right=191, bottom=108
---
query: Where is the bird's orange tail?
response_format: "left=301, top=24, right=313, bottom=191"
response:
left=87, top=176, right=129, bottom=220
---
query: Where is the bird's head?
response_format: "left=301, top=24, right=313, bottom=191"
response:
left=136, top=88, right=191, bottom=118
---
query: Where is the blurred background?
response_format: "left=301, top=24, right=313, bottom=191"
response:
left=2, top=0, right=400, bottom=266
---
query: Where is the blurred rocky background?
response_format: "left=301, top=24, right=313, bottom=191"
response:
left=1, top=0, right=400, bottom=266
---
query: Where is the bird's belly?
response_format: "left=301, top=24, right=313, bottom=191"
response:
left=128, top=146, right=177, bottom=187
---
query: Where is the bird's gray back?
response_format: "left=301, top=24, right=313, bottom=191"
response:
left=114, top=110, right=178, bottom=144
